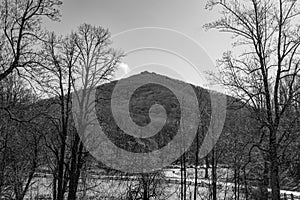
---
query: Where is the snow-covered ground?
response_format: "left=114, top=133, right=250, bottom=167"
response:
left=24, top=166, right=300, bottom=200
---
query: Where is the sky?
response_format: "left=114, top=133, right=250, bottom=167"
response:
left=44, top=0, right=233, bottom=89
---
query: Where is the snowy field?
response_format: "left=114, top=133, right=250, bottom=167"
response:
left=24, top=166, right=300, bottom=200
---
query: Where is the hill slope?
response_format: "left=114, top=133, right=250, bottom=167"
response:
left=94, top=71, right=252, bottom=163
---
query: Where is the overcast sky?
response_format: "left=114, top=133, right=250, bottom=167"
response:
left=44, top=0, right=233, bottom=88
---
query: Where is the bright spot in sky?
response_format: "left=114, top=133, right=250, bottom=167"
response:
left=119, top=63, right=129, bottom=74
left=113, top=62, right=130, bottom=80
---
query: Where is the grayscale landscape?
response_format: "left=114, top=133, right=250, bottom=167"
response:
left=1, top=0, right=300, bottom=200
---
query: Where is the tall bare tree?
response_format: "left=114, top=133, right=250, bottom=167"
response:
left=205, top=0, right=300, bottom=199
left=38, top=24, right=122, bottom=200
left=38, top=32, right=76, bottom=200
left=70, top=23, right=122, bottom=200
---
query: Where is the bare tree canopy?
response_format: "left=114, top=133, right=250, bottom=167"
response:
left=0, top=0, right=62, bottom=82
left=206, top=0, right=300, bottom=199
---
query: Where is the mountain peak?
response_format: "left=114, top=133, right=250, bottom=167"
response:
left=140, top=71, right=151, bottom=74
left=140, top=71, right=156, bottom=75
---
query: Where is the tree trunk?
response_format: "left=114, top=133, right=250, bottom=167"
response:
left=57, top=136, right=67, bottom=200
left=0, top=138, right=8, bottom=196
left=260, top=160, right=269, bottom=200
left=183, top=153, right=187, bottom=200
left=194, top=130, right=200, bottom=200
left=68, top=134, right=81, bottom=200
left=211, top=148, right=217, bottom=200
left=243, top=168, right=248, bottom=200
left=205, top=156, right=209, bottom=179
left=142, top=175, right=149, bottom=200
left=234, top=167, right=237, bottom=200
left=181, top=156, right=183, bottom=200
left=53, top=175, right=57, bottom=200
left=237, top=169, right=240, bottom=200
left=270, top=127, right=280, bottom=200
left=68, top=137, right=84, bottom=200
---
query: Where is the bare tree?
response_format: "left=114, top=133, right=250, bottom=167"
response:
left=0, top=0, right=62, bottom=82
left=37, top=32, right=77, bottom=200
left=70, top=23, right=122, bottom=200
left=38, top=24, right=122, bottom=199
left=0, top=74, right=42, bottom=200
left=124, top=172, right=168, bottom=200
left=205, top=0, right=300, bottom=199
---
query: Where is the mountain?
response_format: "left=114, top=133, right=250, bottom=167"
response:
left=22, top=71, right=254, bottom=170
left=94, top=71, right=253, bottom=165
